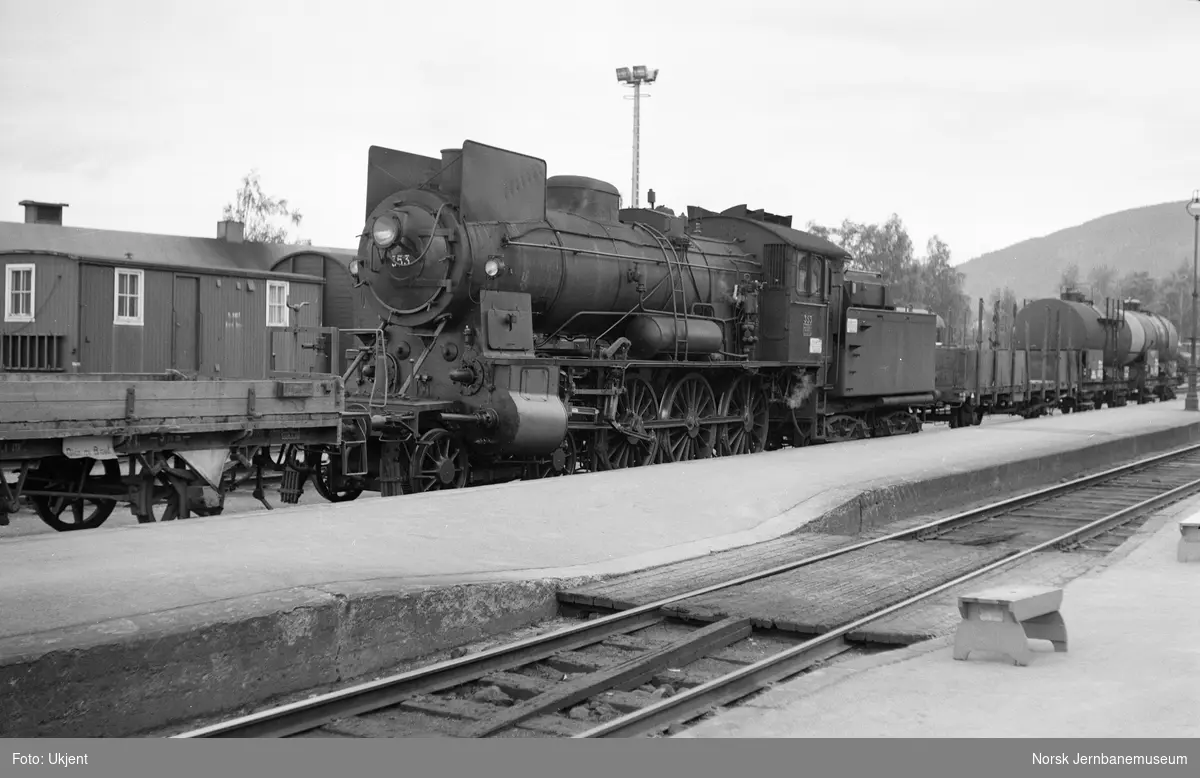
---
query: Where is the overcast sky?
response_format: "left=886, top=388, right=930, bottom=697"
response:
left=1, top=0, right=1197, bottom=264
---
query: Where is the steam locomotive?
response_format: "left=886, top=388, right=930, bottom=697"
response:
left=287, top=139, right=1180, bottom=503
left=315, top=140, right=939, bottom=498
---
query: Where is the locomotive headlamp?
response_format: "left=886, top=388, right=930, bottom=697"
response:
left=348, top=259, right=361, bottom=278
left=371, top=215, right=400, bottom=248
left=484, top=258, right=506, bottom=278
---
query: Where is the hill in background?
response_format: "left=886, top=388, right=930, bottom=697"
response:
left=955, top=201, right=1196, bottom=305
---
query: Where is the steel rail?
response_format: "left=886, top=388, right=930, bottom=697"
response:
left=575, top=470, right=1200, bottom=737
left=171, top=441, right=1200, bottom=738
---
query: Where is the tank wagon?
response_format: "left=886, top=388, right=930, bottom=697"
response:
left=930, top=289, right=1179, bottom=427
left=290, top=140, right=939, bottom=499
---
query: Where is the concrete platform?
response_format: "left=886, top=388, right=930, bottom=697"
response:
left=3, top=400, right=1200, bottom=737
left=674, top=492, right=1200, bottom=739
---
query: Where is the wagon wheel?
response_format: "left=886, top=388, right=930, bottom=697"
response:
left=717, top=375, right=770, bottom=456
left=658, top=372, right=718, bottom=463
left=597, top=374, right=660, bottom=470
left=31, top=458, right=123, bottom=532
left=825, top=414, right=867, bottom=443
left=306, top=449, right=365, bottom=502
left=530, top=432, right=578, bottom=479
left=134, top=489, right=184, bottom=523
left=409, top=428, right=470, bottom=492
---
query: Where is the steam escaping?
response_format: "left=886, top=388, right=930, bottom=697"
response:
left=786, top=370, right=816, bottom=409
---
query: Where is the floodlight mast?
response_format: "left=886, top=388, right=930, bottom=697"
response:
left=615, top=65, right=659, bottom=209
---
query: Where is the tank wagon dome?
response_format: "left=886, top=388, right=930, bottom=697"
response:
left=545, top=175, right=621, bottom=224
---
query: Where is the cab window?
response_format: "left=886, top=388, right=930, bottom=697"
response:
left=810, top=257, right=825, bottom=299
left=795, top=253, right=811, bottom=295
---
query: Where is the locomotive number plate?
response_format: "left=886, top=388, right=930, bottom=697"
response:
left=63, top=436, right=118, bottom=460
left=802, top=313, right=814, bottom=337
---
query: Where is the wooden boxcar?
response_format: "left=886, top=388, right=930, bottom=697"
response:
left=0, top=205, right=366, bottom=531
left=0, top=209, right=346, bottom=378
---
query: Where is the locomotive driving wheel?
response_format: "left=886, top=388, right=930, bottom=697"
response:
left=409, top=428, right=470, bottom=492
left=30, top=457, right=123, bottom=532
left=658, top=372, right=718, bottom=462
left=597, top=374, right=659, bottom=470
left=716, top=375, right=769, bottom=456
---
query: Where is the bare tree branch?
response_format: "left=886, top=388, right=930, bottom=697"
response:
left=222, top=170, right=308, bottom=244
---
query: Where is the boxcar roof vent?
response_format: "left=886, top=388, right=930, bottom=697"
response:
left=19, top=200, right=69, bottom=226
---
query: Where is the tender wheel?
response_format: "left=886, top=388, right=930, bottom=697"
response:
left=658, top=372, right=718, bottom=462
left=409, top=428, right=470, bottom=492
left=307, top=449, right=364, bottom=502
left=717, top=375, right=769, bottom=456
left=31, top=458, right=123, bottom=532
left=530, top=432, right=578, bottom=479
left=597, top=374, right=659, bottom=470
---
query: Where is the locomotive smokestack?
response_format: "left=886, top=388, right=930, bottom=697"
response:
left=437, top=148, right=463, bottom=199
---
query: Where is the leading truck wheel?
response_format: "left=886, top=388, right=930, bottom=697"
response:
left=31, top=458, right=123, bottom=532
left=409, top=428, right=470, bottom=492
left=307, top=450, right=365, bottom=503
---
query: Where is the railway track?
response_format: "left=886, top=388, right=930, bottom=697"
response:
left=172, top=442, right=1200, bottom=739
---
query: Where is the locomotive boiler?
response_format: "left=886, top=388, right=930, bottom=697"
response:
left=329, top=139, right=938, bottom=497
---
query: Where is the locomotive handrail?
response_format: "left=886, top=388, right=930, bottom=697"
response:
left=501, top=239, right=755, bottom=273
left=505, top=224, right=753, bottom=258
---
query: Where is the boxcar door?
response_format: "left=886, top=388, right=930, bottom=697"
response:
left=787, top=252, right=827, bottom=365
left=172, top=275, right=200, bottom=372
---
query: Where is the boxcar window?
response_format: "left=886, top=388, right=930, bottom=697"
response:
left=795, top=253, right=811, bottom=295
left=114, top=268, right=144, bottom=326
left=267, top=280, right=290, bottom=327
left=4, top=263, right=35, bottom=323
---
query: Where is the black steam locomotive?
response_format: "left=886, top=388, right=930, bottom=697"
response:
left=310, top=140, right=939, bottom=499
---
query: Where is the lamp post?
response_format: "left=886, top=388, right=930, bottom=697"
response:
left=615, top=65, right=659, bottom=208
left=1187, top=190, right=1200, bottom=411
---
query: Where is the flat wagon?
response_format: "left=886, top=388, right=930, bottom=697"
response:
left=0, top=371, right=347, bottom=529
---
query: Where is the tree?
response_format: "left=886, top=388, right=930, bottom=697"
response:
left=805, top=216, right=970, bottom=343
left=222, top=170, right=311, bottom=245
left=1117, top=270, right=1157, bottom=308
left=984, top=286, right=1020, bottom=346
left=1059, top=262, right=1081, bottom=293
left=1155, top=259, right=1191, bottom=337
left=1086, top=264, right=1118, bottom=303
